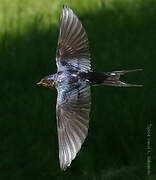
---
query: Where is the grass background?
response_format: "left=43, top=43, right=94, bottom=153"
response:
left=0, top=0, right=155, bottom=179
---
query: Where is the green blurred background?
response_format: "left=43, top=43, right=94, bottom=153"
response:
left=0, top=0, right=155, bottom=179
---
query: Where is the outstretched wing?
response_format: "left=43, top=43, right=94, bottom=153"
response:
left=56, top=82, right=91, bottom=170
left=56, top=5, right=91, bottom=72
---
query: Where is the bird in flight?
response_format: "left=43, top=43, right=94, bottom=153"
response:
left=37, top=5, right=142, bottom=170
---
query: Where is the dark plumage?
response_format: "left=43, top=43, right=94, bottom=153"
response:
left=37, top=5, right=142, bottom=170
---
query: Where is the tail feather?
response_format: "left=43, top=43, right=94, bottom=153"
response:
left=103, top=69, right=143, bottom=87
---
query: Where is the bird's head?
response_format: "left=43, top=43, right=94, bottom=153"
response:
left=37, top=75, right=55, bottom=88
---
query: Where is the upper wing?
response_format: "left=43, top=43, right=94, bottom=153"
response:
left=56, top=82, right=91, bottom=170
left=56, top=5, right=91, bottom=72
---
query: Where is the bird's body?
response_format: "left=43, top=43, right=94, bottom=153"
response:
left=37, top=5, right=142, bottom=170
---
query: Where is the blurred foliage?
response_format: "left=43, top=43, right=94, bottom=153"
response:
left=0, top=0, right=155, bottom=179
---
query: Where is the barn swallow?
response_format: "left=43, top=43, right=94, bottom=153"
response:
left=37, top=5, right=142, bottom=170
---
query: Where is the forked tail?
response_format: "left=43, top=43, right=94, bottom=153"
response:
left=103, top=69, right=143, bottom=87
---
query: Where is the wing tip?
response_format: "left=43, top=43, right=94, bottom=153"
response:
left=60, top=164, right=68, bottom=171
left=59, top=157, right=71, bottom=171
left=62, top=5, right=73, bottom=15
left=63, top=5, right=69, bottom=9
left=59, top=137, right=86, bottom=171
left=62, top=5, right=73, bottom=13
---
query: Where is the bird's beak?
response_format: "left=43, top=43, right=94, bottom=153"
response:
left=36, top=81, right=42, bottom=85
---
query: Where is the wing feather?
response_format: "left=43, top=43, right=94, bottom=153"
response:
left=56, top=82, right=91, bottom=170
left=56, top=5, right=91, bottom=72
